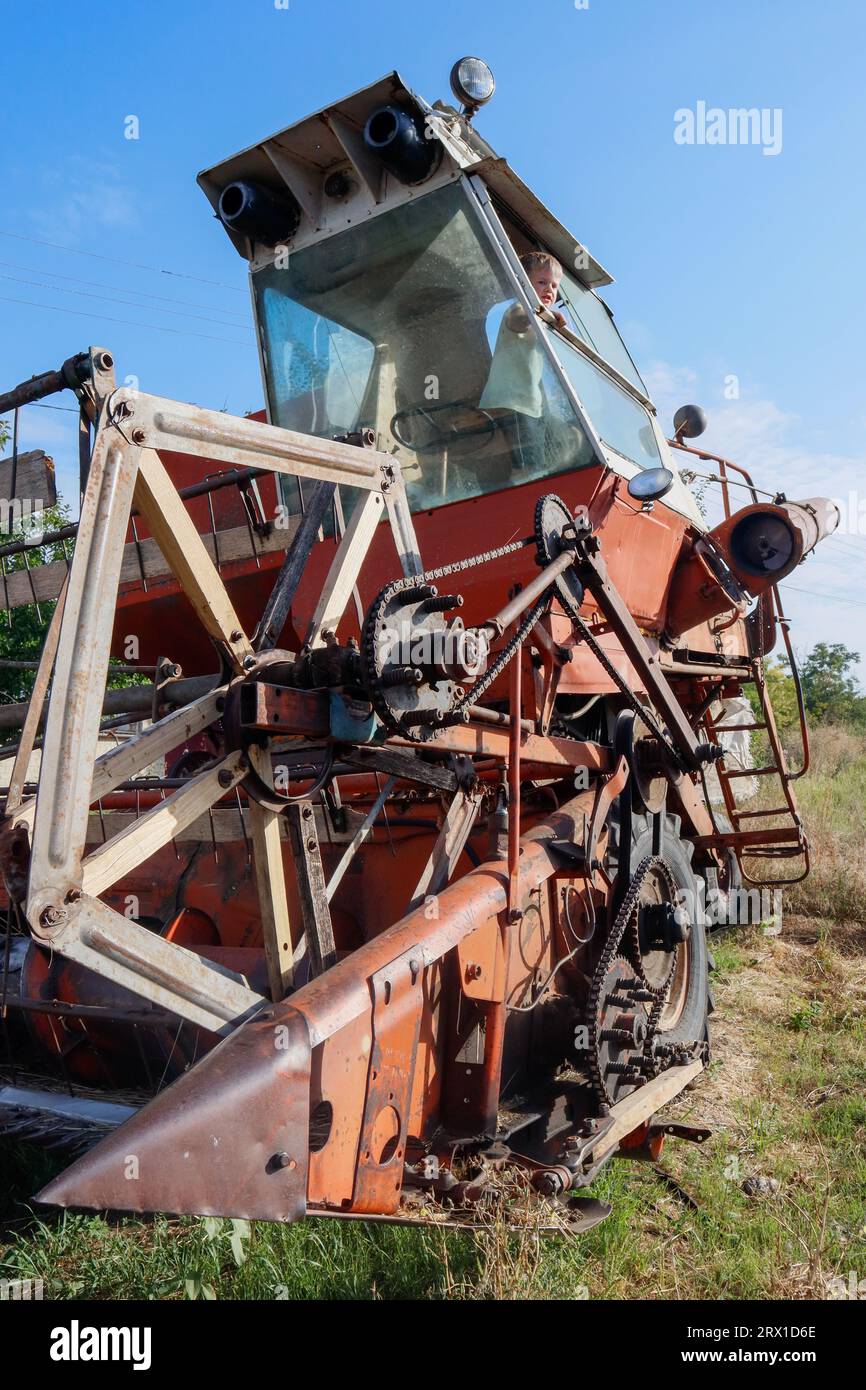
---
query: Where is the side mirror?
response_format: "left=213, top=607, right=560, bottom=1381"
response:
left=673, top=404, right=708, bottom=441
left=628, top=467, right=675, bottom=503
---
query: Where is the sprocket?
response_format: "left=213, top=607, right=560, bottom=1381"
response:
left=534, top=493, right=586, bottom=617
left=586, top=854, right=680, bottom=1107
left=361, top=578, right=467, bottom=741
left=588, top=955, right=654, bottom=1102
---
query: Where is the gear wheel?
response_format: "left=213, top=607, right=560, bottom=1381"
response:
left=587, top=854, right=681, bottom=1106
left=360, top=523, right=556, bottom=743
left=588, top=955, right=654, bottom=1101
left=361, top=578, right=464, bottom=740
left=534, top=493, right=585, bottom=617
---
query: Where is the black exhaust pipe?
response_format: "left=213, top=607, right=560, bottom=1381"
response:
left=363, top=104, right=443, bottom=186
left=217, top=180, right=301, bottom=246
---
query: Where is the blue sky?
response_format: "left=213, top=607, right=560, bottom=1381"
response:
left=1, top=0, right=864, bottom=679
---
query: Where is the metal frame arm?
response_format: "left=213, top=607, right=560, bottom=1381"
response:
left=19, top=374, right=424, bottom=1034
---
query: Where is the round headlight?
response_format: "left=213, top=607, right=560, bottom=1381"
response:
left=449, top=57, right=495, bottom=113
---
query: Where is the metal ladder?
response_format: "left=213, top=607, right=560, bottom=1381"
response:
left=668, top=439, right=813, bottom=889
left=706, top=636, right=811, bottom=884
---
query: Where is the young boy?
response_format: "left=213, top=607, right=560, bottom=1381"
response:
left=482, top=252, right=566, bottom=404
left=479, top=251, right=567, bottom=470
left=508, top=252, right=567, bottom=330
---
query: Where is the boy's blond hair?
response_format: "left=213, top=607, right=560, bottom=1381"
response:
left=520, top=250, right=563, bottom=277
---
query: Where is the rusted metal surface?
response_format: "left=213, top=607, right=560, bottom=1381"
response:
left=37, top=1007, right=311, bottom=1220
left=30, top=792, right=586, bottom=1216
left=327, top=776, right=396, bottom=903
left=691, top=825, right=804, bottom=851
left=132, top=391, right=391, bottom=489
left=26, top=427, right=143, bottom=918
left=4, top=405, right=818, bottom=1228
left=285, top=791, right=592, bottom=1049
left=350, top=947, right=424, bottom=1213
left=286, top=801, right=336, bottom=976
left=237, top=682, right=330, bottom=738
left=41, top=894, right=265, bottom=1035
left=254, top=479, right=336, bottom=650
left=576, top=544, right=704, bottom=771
left=11, top=368, right=423, bottom=1052
left=4, top=576, right=68, bottom=820
left=0, top=350, right=92, bottom=415
left=407, top=784, right=481, bottom=912
left=507, top=639, right=522, bottom=919
left=392, top=728, right=612, bottom=777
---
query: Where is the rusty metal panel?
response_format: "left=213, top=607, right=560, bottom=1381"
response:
left=239, top=682, right=330, bottom=737
left=350, top=947, right=424, bottom=1215
left=456, top=917, right=504, bottom=1004
left=37, top=1007, right=311, bottom=1222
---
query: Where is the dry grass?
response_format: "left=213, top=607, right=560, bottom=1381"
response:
left=747, top=724, right=866, bottom=924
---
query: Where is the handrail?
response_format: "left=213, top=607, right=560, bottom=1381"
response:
left=667, top=438, right=761, bottom=520
left=773, top=586, right=810, bottom=780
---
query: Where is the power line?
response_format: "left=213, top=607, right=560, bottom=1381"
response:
left=0, top=228, right=247, bottom=293
left=826, top=534, right=866, bottom=556
left=785, top=584, right=866, bottom=610
left=0, top=258, right=250, bottom=321
left=0, top=271, right=253, bottom=332
left=0, top=292, right=255, bottom=347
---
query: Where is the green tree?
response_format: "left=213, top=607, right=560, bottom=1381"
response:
left=0, top=495, right=149, bottom=714
left=750, top=645, right=866, bottom=732
left=748, top=657, right=799, bottom=731
left=799, top=642, right=866, bottom=728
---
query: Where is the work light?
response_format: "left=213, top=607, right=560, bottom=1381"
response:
left=449, top=57, right=495, bottom=115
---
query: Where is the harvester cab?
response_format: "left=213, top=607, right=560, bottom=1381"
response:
left=198, top=64, right=702, bottom=528
left=0, top=60, right=839, bottom=1231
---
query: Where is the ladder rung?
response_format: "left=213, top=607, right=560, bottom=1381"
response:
left=742, top=846, right=803, bottom=858
left=723, top=765, right=780, bottom=779
left=712, top=722, right=767, bottom=732
left=733, top=806, right=794, bottom=820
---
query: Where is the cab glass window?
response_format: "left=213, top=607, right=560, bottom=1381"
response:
left=254, top=182, right=596, bottom=515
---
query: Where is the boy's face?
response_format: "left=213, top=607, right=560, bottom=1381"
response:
left=528, top=263, right=561, bottom=308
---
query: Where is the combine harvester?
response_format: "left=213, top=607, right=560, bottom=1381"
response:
left=0, top=60, right=838, bottom=1231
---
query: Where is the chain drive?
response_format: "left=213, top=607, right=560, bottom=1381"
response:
left=588, top=854, right=686, bottom=1107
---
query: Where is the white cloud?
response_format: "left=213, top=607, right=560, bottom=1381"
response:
left=648, top=360, right=866, bottom=687
left=642, top=358, right=698, bottom=404
left=26, top=156, right=137, bottom=240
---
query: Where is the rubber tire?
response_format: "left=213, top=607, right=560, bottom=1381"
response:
left=700, top=810, right=745, bottom=929
left=610, top=809, right=710, bottom=1049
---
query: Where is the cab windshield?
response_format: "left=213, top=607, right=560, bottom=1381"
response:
left=253, top=182, right=649, bottom=513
